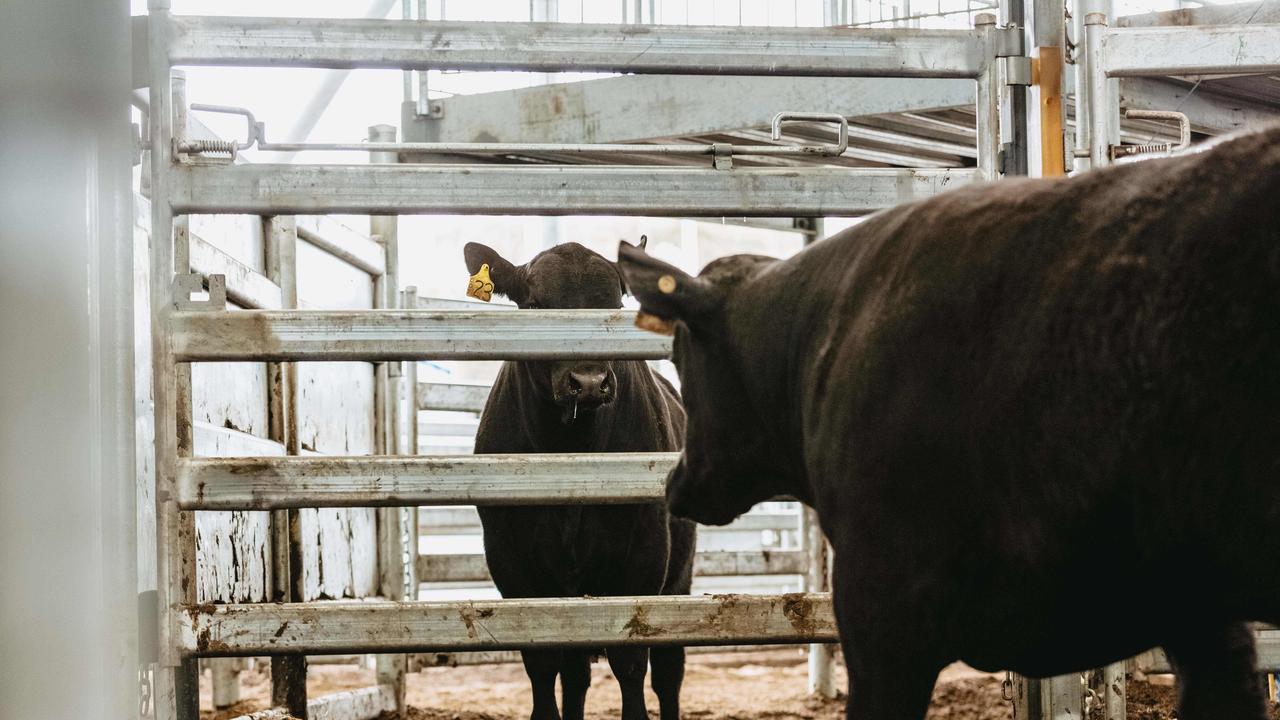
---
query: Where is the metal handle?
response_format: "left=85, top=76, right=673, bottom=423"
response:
left=1121, top=106, right=1187, bottom=149
left=771, top=112, right=849, bottom=156
left=187, top=103, right=262, bottom=151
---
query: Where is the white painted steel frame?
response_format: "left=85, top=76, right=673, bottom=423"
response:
left=176, top=453, right=675, bottom=510
left=168, top=15, right=988, bottom=78
left=168, top=163, right=980, bottom=217
left=180, top=594, right=838, bottom=656
left=170, top=309, right=672, bottom=362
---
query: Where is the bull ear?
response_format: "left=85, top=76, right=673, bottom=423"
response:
left=613, top=235, right=650, bottom=296
left=463, top=242, right=529, bottom=304
left=617, top=240, right=721, bottom=335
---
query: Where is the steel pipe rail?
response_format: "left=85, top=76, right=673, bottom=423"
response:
left=167, top=163, right=978, bottom=217
left=417, top=550, right=808, bottom=583
left=418, top=383, right=492, bottom=413
left=167, top=15, right=989, bottom=78
left=170, top=309, right=671, bottom=362
left=174, top=453, right=677, bottom=510
left=179, top=593, right=837, bottom=656
left=1101, top=24, right=1280, bottom=77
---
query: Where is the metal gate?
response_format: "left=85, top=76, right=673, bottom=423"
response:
left=142, top=3, right=1019, bottom=718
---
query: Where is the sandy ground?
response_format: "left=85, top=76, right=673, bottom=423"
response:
left=199, top=651, right=1279, bottom=720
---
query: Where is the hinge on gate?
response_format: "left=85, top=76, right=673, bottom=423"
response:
left=994, top=25, right=1026, bottom=58
left=1002, top=56, right=1033, bottom=86
left=173, top=272, right=227, bottom=311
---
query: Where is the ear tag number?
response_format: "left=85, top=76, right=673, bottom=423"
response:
left=467, top=263, right=494, bottom=302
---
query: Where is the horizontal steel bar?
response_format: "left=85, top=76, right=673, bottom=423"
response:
left=226, top=686, right=397, bottom=720
left=417, top=550, right=806, bottom=583
left=1135, top=630, right=1280, bottom=673
left=189, top=232, right=282, bottom=310
left=175, top=453, right=677, bottom=510
left=1103, top=25, right=1280, bottom=77
left=167, top=15, right=987, bottom=78
left=412, top=644, right=813, bottom=668
left=179, top=593, right=837, bottom=656
left=418, top=382, right=492, bottom=413
left=295, top=223, right=386, bottom=278
left=170, top=309, right=671, bottom=362
left=168, top=163, right=977, bottom=217
left=418, top=507, right=802, bottom=535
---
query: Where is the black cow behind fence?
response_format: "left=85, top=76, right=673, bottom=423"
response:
left=619, top=126, right=1280, bottom=720
left=463, top=239, right=696, bottom=720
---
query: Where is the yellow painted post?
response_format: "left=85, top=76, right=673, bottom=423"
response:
left=1036, top=46, right=1067, bottom=176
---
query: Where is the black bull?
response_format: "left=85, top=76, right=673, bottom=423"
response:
left=618, top=126, right=1280, bottom=720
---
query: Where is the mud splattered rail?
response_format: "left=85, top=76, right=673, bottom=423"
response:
left=175, top=453, right=677, bottom=510
left=178, top=593, right=838, bottom=657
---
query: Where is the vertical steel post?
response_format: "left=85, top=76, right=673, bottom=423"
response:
left=1084, top=13, right=1111, bottom=168
left=975, top=13, right=1002, bottom=181
left=149, top=14, right=199, bottom=712
left=402, top=0, right=413, bottom=104
left=1071, top=0, right=1091, bottom=171
left=1001, top=0, right=1030, bottom=176
left=265, top=215, right=307, bottom=719
left=804, top=507, right=837, bottom=698
left=416, top=0, right=430, bottom=116
left=369, top=123, right=409, bottom=714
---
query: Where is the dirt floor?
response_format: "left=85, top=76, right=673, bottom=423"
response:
left=199, top=651, right=1279, bottom=720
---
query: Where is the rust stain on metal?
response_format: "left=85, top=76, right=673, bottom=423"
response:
left=623, top=605, right=663, bottom=638
left=781, top=592, right=817, bottom=636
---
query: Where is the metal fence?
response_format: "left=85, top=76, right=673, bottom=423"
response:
left=141, top=4, right=1023, bottom=719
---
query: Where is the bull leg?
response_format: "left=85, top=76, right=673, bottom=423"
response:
left=606, top=646, right=651, bottom=720
left=840, top=640, right=938, bottom=720
left=559, top=650, right=592, bottom=720
left=832, top=564, right=942, bottom=720
left=521, top=649, right=564, bottom=720
left=650, top=646, right=686, bottom=720
left=1163, top=622, right=1268, bottom=720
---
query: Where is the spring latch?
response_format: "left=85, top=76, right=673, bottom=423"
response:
left=176, top=138, right=238, bottom=160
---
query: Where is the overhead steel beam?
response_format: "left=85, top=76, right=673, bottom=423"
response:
left=1118, top=78, right=1280, bottom=135
left=406, top=75, right=975, bottom=145
left=167, top=163, right=978, bottom=216
left=179, top=593, right=838, bottom=656
left=170, top=309, right=670, bottom=362
left=174, top=452, right=675, bottom=510
left=1102, top=25, right=1280, bottom=77
left=167, top=16, right=989, bottom=78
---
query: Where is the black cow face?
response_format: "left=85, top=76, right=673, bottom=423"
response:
left=464, top=240, right=642, bottom=422
left=617, top=241, right=787, bottom=526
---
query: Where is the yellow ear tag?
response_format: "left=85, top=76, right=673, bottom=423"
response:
left=467, top=263, right=494, bottom=302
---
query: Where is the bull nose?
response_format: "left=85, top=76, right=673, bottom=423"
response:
left=567, top=368, right=614, bottom=405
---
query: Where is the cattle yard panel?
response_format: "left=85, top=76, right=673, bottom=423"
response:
left=1081, top=16, right=1280, bottom=168
left=1065, top=16, right=1280, bottom=720
left=144, top=4, right=1010, bottom=719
